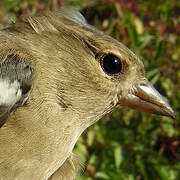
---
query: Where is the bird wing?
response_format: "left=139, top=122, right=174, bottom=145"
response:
left=0, top=53, right=33, bottom=127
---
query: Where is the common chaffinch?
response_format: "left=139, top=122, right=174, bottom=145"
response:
left=0, top=9, right=175, bottom=180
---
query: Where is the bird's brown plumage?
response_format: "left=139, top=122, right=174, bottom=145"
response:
left=0, top=9, right=175, bottom=179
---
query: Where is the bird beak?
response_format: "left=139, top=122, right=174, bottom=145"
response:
left=120, top=79, right=175, bottom=119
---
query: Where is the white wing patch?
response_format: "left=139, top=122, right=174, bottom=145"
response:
left=0, top=79, right=22, bottom=106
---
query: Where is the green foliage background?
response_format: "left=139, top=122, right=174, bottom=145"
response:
left=0, top=0, right=179, bottom=179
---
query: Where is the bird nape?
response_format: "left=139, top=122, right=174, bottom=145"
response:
left=0, top=8, right=175, bottom=180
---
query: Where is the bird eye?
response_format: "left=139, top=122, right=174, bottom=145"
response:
left=100, top=54, right=122, bottom=75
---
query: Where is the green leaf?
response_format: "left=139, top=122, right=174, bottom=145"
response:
left=95, top=172, right=109, bottom=179
left=114, top=145, right=123, bottom=169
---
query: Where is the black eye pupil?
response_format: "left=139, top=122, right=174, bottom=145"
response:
left=100, top=54, right=122, bottom=75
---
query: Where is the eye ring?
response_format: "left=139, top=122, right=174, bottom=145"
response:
left=100, top=54, right=122, bottom=75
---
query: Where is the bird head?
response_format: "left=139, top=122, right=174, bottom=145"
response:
left=22, top=9, right=174, bottom=127
left=1, top=9, right=173, bottom=130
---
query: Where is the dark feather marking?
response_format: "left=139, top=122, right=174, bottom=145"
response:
left=0, top=54, right=33, bottom=127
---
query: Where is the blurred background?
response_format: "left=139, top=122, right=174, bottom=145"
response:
left=0, top=0, right=179, bottom=179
